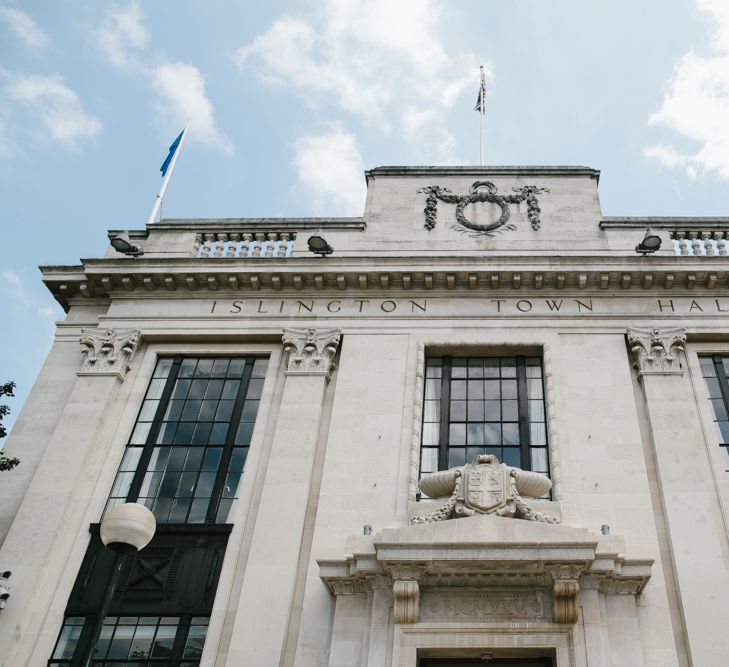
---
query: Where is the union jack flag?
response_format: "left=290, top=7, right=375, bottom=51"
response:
left=474, top=77, right=487, bottom=112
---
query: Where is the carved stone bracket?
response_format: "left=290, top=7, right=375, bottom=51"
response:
left=282, top=328, right=342, bottom=377
left=78, top=328, right=141, bottom=381
left=626, top=327, right=686, bottom=376
left=386, top=564, right=427, bottom=623
left=547, top=564, right=583, bottom=624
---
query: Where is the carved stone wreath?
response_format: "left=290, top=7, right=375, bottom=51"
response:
left=418, top=180, right=549, bottom=237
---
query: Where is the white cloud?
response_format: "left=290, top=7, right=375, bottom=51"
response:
left=6, top=74, right=102, bottom=146
left=233, top=0, right=480, bottom=161
left=646, top=0, right=729, bottom=179
left=293, top=124, right=365, bottom=215
left=152, top=63, right=233, bottom=155
left=0, top=7, right=48, bottom=49
left=96, top=1, right=148, bottom=68
left=2, top=270, right=21, bottom=289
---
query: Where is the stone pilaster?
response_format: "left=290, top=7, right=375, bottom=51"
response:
left=0, top=328, right=142, bottom=664
left=628, top=326, right=729, bottom=666
left=226, top=328, right=342, bottom=666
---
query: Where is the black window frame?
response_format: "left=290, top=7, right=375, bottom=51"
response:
left=700, top=354, right=729, bottom=475
left=421, top=354, right=549, bottom=478
left=107, top=355, right=267, bottom=524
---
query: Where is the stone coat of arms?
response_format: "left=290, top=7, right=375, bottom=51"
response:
left=412, top=454, right=558, bottom=525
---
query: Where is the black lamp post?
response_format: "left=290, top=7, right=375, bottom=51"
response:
left=81, top=503, right=156, bottom=667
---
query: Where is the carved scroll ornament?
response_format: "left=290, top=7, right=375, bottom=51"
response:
left=411, top=454, right=558, bottom=525
left=78, top=328, right=140, bottom=380
left=418, top=181, right=549, bottom=237
left=282, top=328, right=342, bottom=376
left=626, top=327, right=686, bottom=375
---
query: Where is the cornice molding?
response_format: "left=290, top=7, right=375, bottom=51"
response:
left=41, top=262, right=729, bottom=312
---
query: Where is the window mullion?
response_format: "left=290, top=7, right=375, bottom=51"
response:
left=438, top=357, right=452, bottom=471
left=127, top=358, right=182, bottom=503
left=713, top=356, right=729, bottom=416
left=516, top=355, right=531, bottom=470
left=206, top=358, right=256, bottom=522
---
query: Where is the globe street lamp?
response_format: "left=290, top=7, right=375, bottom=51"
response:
left=82, top=503, right=156, bottom=667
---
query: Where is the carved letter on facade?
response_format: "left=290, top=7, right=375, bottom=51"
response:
left=626, top=327, right=686, bottom=376
left=78, top=328, right=141, bottom=381
left=282, top=328, right=342, bottom=377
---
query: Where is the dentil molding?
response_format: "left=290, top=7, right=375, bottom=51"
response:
left=78, top=328, right=141, bottom=381
left=282, top=327, right=341, bottom=377
left=626, top=327, right=686, bottom=376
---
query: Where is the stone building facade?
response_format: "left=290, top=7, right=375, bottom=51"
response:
left=1, top=165, right=729, bottom=666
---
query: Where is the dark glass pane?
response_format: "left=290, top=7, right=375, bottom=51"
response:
left=151, top=625, right=177, bottom=656
left=503, top=400, right=519, bottom=421
left=448, top=448, right=466, bottom=467
left=216, top=498, right=234, bottom=522
left=195, top=471, right=216, bottom=497
left=484, top=381, right=499, bottom=399
left=172, top=379, right=191, bottom=399
left=156, top=422, right=178, bottom=445
left=148, top=447, right=170, bottom=471
left=183, top=447, right=204, bottom=471
left=198, top=400, right=217, bottom=422
left=153, top=497, right=173, bottom=521
left=223, top=473, right=241, bottom=498
left=483, top=358, right=499, bottom=377
left=450, top=400, right=466, bottom=421
left=222, top=380, right=240, bottom=399
left=705, top=377, right=722, bottom=399
left=451, top=359, right=467, bottom=378
left=484, top=423, right=501, bottom=445
left=202, top=447, right=223, bottom=471
left=158, top=472, right=181, bottom=499
left=466, top=423, right=484, bottom=445
left=129, top=624, right=155, bottom=658
left=140, top=472, right=162, bottom=498
left=181, top=400, right=202, bottom=421
left=467, top=380, right=484, bottom=399
left=712, top=398, right=728, bottom=421
left=246, top=379, right=264, bottom=399
left=211, top=359, right=229, bottom=377
left=228, top=358, right=247, bottom=377
left=188, top=498, right=208, bottom=523
left=500, top=358, right=516, bottom=377
left=178, top=472, right=197, bottom=497
left=191, top=422, right=212, bottom=444
left=167, top=447, right=188, bottom=470
left=169, top=497, right=191, bottom=522
left=173, top=422, right=194, bottom=444
left=502, top=447, right=521, bottom=467
left=466, top=447, right=483, bottom=461
left=188, top=379, right=208, bottom=399
left=107, top=624, right=134, bottom=658
left=210, top=422, right=229, bottom=444
left=195, top=359, right=214, bottom=377
left=501, top=379, right=518, bottom=399
left=178, top=359, right=197, bottom=378
left=700, top=357, right=716, bottom=377
left=503, top=423, right=520, bottom=445
left=241, top=400, right=259, bottom=422
left=229, top=448, right=247, bottom=472
left=205, top=379, right=224, bottom=400
left=467, top=400, right=484, bottom=421
left=719, top=421, right=729, bottom=444
left=154, top=358, right=173, bottom=379
left=235, top=422, right=254, bottom=445
left=450, top=380, right=467, bottom=399
left=252, top=358, right=268, bottom=377
left=164, top=400, right=184, bottom=422
left=484, top=400, right=500, bottom=420
left=449, top=423, right=465, bottom=445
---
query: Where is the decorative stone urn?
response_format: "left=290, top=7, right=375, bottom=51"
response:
left=413, top=454, right=557, bottom=524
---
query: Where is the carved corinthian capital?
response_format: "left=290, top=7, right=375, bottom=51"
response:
left=79, top=328, right=141, bottom=381
left=282, top=328, right=342, bottom=376
left=626, top=327, right=686, bottom=376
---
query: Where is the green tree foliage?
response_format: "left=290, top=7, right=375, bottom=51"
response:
left=0, top=381, right=19, bottom=471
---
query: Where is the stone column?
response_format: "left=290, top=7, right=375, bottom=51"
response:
left=627, top=327, right=729, bottom=666
left=226, top=328, right=341, bottom=666
left=0, top=328, right=140, bottom=665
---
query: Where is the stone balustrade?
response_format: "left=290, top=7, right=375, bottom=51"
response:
left=671, top=231, right=729, bottom=256
left=194, top=232, right=296, bottom=258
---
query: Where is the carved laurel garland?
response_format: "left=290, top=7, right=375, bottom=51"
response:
left=418, top=181, right=549, bottom=237
left=408, top=340, right=563, bottom=502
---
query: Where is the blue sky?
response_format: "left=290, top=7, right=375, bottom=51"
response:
left=1, top=0, right=728, bottom=429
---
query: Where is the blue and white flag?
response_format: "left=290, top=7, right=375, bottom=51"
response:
left=160, top=129, right=184, bottom=177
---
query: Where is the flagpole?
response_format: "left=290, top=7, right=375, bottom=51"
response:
left=479, top=66, right=485, bottom=166
left=146, top=118, right=191, bottom=225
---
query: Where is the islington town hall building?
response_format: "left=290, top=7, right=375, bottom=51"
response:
left=1, top=165, right=729, bottom=666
